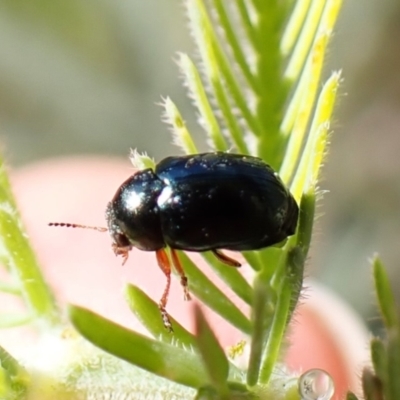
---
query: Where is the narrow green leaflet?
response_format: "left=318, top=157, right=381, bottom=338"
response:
left=162, top=97, right=198, bottom=154
left=0, top=282, right=21, bottom=295
left=288, top=72, right=341, bottom=198
left=281, top=0, right=312, bottom=56
left=365, top=256, right=400, bottom=400
left=370, top=338, right=387, bottom=392
left=0, top=344, right=29, bottom=398
left=69, top=305, right=208, bottom=388
left=176, top=251, right=252, bottom=334
left=284, top=0, right=326, bottom=81
left=0, top=159, right=59, bottom=327
left=211, top=0, right=258, bottom=93
left=373, top=256, right=399, bottom=329
left=125, top=284, right=197, bottom=349
left=194, top=305, right=230, bottom=396
left=0, top=313, right=34, bottom=328
left=387, top=331, right=400, bottom=400
left=178, top=54, right=228, bottom=152
left=201, top=252, right=253, bottom=305
left=281, top=0, right=342, bottom=138
left=346, top=392, right=360, bottom=400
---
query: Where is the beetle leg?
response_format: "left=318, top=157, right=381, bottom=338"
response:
left=112, top=243, right=131, bottom=266
left=155, top=249, right=173, bottom=332
left=212, top=249, right=241, bottom=267
left=170, top=249, right=191, bottom=301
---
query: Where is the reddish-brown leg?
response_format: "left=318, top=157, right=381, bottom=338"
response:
left=212, top=249, right=241, bottom=267
left=155, top=249, right=173, bottom=332
left=170, top=249, right=191, bottom=301
left=112, top=243, right=132, bottom=265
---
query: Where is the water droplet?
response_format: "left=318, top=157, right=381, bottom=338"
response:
left=298, top=369, right=334, bottom=400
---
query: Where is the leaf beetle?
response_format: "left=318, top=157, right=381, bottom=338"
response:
left=50, top=152, right=299, bottom=331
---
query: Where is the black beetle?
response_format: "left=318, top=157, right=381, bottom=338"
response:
left=50, top=152, right=298, bottom=331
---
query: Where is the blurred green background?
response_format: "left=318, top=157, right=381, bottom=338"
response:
left=1, top=0, right=399, bottom=329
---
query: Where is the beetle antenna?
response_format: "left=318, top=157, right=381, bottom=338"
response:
left=48, top=222, right=107, bottom=232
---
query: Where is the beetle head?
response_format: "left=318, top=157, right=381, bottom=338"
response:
left=105, top=169, right=166, bottom=256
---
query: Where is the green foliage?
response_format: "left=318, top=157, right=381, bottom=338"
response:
left=73, top=1, right=344, bottom=397
left=0, top=157, right=59, bottom=328
left=0, top=346, right=29, bottom=399
left=358, top=256, right=400, bottom=400
left=69, top=305, right=210, bottom=389
left=193, top=305, right=230, bottom=397
left=346, top=257, right=400, bottom=400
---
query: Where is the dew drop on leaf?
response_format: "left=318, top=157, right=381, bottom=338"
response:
left=298, top=368, right=334, bottom=400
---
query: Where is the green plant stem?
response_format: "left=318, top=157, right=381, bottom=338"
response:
left=254, top=2, right=287, bottom=167
left=258, top=275, right=292, bottom=384
left=247, top=273, right=275, bottom=387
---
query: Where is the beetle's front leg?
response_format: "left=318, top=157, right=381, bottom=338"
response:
left=112, top=242, right=132, bottom=266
